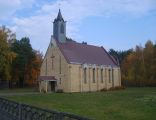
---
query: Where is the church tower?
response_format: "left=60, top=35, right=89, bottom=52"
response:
left=53, top=9, right=66, bottom=43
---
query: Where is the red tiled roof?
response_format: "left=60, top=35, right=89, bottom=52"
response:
left=39, top=76, right=57, bottom=81
left=56, top=40, right=118, bottom=67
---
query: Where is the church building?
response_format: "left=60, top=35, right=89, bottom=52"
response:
left=39, top=9, right=121, bottom=93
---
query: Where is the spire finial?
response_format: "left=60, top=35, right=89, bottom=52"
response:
left=55, top=7, right=64, bottom=21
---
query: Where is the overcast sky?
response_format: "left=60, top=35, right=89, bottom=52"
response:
left=0, top=0, right=156, bottom=54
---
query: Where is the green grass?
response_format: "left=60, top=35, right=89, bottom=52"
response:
left=4, top=87, right=156, bottom=120
left=0, top=88, right=36, bottom=93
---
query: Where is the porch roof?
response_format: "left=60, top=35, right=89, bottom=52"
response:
left=39, top=76, right=57, bottom=81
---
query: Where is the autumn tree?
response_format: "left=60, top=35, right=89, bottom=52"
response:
left=24, top=50, right=43, bottom=86
left=144, top=40, right=155, bottom=85
left=11, top=37, right=43, bottom=87
left=122, top=52, right=136, bottom=85
left=121, top=40, right=156, bottom=86
left=153, top=43, right=156, bottom=85
left=0, top=26, right=16, bottom=83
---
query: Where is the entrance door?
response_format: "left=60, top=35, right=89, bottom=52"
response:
left=50, top=81, right=55, bottom=92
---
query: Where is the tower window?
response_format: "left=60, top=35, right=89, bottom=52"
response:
left=54, top=24, right=58, bottom=34
left=60, top=24, right=64, bottom=33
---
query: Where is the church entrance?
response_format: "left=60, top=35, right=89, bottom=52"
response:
left=39, top=76, right=57, bottom=93
left=50, top=81, right=56, bottom=92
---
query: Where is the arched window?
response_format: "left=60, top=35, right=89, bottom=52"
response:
left=93, top=68, right=95, bottom=83
left=59, top=56, right=61, bottom=74
left=84, top=68, right=87, bottom=84
left=54, top=24, right=58, bottom=34
left=101, top=69, right=103, bottom=83
left=109, top=69, right=111, bottom=83
left=112, top=69, right=114, bottom=87
left=46, top=59, right=47, bottom=75
left=60, top=24, right=64, bottom=33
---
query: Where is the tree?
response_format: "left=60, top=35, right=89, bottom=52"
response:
left=153, top=43, right=156, bottom=85
left=144, top=40, right=155, bottom=86
left=11, top=37, right=34, bottom=87
left=121, top=40, right=156, bottom=87
left=109, top=49, right=132, bottom=66
left=0, top=26, right=16, bottom=82
left=11, top=37, right=43, bottom=87
left=25, top=50, right=43, bottom=86
left=0, top=26, right=43, bottom=88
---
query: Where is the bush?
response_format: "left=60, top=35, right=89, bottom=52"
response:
left=109, top=86, right=126, bottom=91
left=56, top=89, right=64, bottom=93
left=100, top=88, right=107, bottom=92
left=41, top=89, right=46, bottom=93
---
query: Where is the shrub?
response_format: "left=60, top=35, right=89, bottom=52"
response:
left=56, top=89, right=64, bottom=93
left=109, top=86, right=126, bottom=91
left=100, top=88, right=107, bottom=92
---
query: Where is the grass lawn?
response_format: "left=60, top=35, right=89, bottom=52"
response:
left=3, top=87, right=156, bottom=120
left=0, top=88, right=37, bottom=93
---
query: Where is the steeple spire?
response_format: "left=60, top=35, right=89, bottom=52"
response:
left=55, top=9, right=64, bottom=22
left=53, top=9, right=66, bottom=43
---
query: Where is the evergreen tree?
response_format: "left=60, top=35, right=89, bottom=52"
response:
left=11, top=37, right=34, bottom=87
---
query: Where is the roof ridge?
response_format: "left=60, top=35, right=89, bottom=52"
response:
left=66, top=40, right=104, bottom=49
left=101, top=47, right=119, bottom=66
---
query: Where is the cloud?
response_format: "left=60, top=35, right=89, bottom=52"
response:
left=11, top=15, right=52, bottom=51
left=5, top=0, right=156, bottom=53
left=0, top=0, right=36, bottom=19
left=0, top=0, right=20, bottom=19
